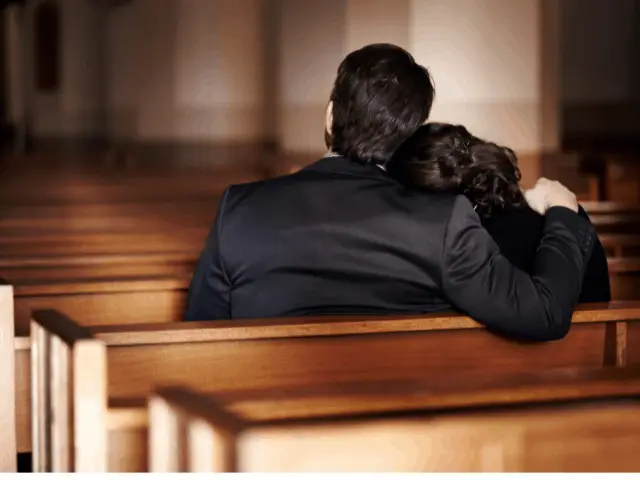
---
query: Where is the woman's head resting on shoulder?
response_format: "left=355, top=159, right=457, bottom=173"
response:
left=386, top=123, right=526, bottom=217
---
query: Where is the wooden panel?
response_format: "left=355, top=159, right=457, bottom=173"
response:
left=26, top=305, right=640, bottom=470
left=107, top=428, right=147, bottom=473
left=151, top=379, right=640, bottom=472
left=609, top=271, right=640, bottom=301
left=218, top=367, right=640, bottom=421
left=583, top=202, right=640, bottom=215
left=599, top=234, right=640, bottom=257
left=12, top=277, right=188, bottom=335
left=237, top=402, right=640, bottom=472
left=0, top=263, right=194, bottom=282
left=105, top=324, right=611, bottom=400
left=0, top=285, right=15, bottom=472
left=15, top=289, right=187, bottom=335
left=93, top=301, right=640, bottom=345
left=15, top=347, right=31, bottom=454
left=605, top=158, right=640, bottom=204
left=592, top=214, right=640, bottom=234
left=0, top=252, right=195, bottom=269
left=628, top=322, right=640, bottom=364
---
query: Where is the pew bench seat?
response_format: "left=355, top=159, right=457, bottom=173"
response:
left=150, top=384, right=640, bottom=472
left=26, top=303, right=640, bottom=471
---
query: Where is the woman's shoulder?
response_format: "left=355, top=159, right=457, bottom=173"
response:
left=482, top=206, right=545, bottom=236
left=481, top=206, right=544, bottom=271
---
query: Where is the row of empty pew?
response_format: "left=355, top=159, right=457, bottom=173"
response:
left=3, top=301, right=637, bottom=471
left=1, top=152, right=640, bottom=471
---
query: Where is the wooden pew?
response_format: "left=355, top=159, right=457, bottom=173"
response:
left=0, top=199, right=216, bottom=220
left=583, top=201, right=640, bottom=216
left=0, top=251, right=195, bottom=271
left=148, top=372, right=640, bottom=472
left=599, top=234, right=640, bottom=257
left=0, top=230, right=206, bottom=257
left=603, top=157, right=640, bottom=204
left=0, top=282, right=16, bottom=472
left=0, top=262, right=194, bottom=282
left=0, top=172, right=245, bottom=204
left=28, top=304, right=640, bottom=471
left=608, top=258, right=640, bottom=300
left=10, top=274, right=190, bottom=335
left=2, top=274, right=190, bottom=467
left=591, top=214, right=640, bottom=234
left=0, top=214, right=211, bottom=233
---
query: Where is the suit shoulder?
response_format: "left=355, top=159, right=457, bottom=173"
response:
left=221, top=171, right=306, bottom=211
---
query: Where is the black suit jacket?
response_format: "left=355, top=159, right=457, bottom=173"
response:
left=185, top=155, right=596, bottom=341
left=483, top=206, right=611, bottom=304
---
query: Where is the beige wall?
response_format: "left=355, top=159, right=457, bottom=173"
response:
left=412, top=0, right=548, bottom=155
left=562, top=0, right=635, bottom=103
left=345, top=0, right=411, bottom=51
left=635, top=3, right=640, bottom=103
left=107, top=0, right=266, bottom=143
left=277, top=0, right=346, bottom=153
left=561, top=0, right=640, bottom=139
left=276, top=0, right=555, bottom=187
left=16, top=0, right=637, bottom=148
left=25, top=0, right=104, bottom=138
left=3, top=5, right=23, bottom=126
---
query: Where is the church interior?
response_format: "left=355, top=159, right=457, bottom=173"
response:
left=1, top=0, right=640, bottom=473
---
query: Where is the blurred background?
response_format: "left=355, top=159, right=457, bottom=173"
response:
left=0, top=0, right=638, bottom=195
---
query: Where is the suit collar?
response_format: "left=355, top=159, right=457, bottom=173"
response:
left=302, top=154, right=395, bottom=183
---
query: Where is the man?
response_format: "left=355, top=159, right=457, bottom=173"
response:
left=185, top=43, right=595, bottom=342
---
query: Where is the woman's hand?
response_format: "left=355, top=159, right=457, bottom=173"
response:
left=524, top=178, right=578, bottom=214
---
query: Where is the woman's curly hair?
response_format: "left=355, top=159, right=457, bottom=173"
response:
left=386, top=123, right=526, bottom=217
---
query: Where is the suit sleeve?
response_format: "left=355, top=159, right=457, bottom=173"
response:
left=441, top=196, right=596, bottom=341
left=184, top=188, right=232, bottom=321
left=577, top=206, right=611, bottom=303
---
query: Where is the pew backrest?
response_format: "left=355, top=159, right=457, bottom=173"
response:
left=149, top=384, right=640, bottom=472
left=10, top=274, right=190, bottom=334
left=0, top=283, right=15, bottom=472
left=607, top=258, right=640, bottom=301
left=30, top=316, right=107, bottom=472
left=600, top=234, right=640, bottom=257
left=29, top=303, right=640, bottom=471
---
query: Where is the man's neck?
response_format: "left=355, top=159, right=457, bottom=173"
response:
left=324, top=151, right=387, bottom=171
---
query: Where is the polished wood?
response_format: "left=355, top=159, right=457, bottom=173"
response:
left=90, top=301, right=640, bottom=345
left=30, top=317, right=107, bottom=472
left=10, top=275, right=190, bottom=335
left=608, top=258, right=640, bottom=301
left=28, top=304, right=640, bottom=470
left=2, top=146, right=639, bottom=471
left=599, top=234, right=640, bottom=257
left=5, top=300, right=634, bottom=458
left=592, top=214, right=640, bottom=234
left=197, top=366, right=640, bottom=421
left=584, top=202, right=640, bottom=215
left=0, top=231, right=205, bottom=257
left=150, top=383, right=640, bottom=472
left=0, top=283, right=16, bottom=472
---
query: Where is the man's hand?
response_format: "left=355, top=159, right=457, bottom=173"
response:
left=524, top=178, right=579, bottom=214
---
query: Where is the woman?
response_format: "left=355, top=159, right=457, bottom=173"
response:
left=386, top=123, right=610, bottom=303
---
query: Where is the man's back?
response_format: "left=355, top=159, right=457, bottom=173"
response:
left=186, top=155, right=457, bottom=320
left=185, top=44, right=597, bottom=341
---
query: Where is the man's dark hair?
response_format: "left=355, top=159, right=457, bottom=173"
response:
left=387, top=123, right=525, bottom=218
left=329, top=44, right=435, bottom=165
